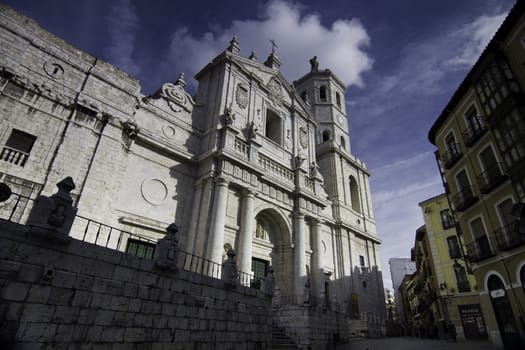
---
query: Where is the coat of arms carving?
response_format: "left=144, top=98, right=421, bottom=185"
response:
left=267, top=77, right=283, bottom=105
left=299, top=127, right=308, bottom=149
left=236, top=84, right=248, bottom=109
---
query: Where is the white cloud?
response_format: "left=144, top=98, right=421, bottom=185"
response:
left=162, top=0, right=373, bottom=87
left=352, top=10, right=508, bottom=120
left=105, top=0, right=140, bottom=76
left=446, top=13, right=507, bottom=68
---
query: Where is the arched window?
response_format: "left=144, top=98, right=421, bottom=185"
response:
left=336, top=92, right=341, bottom=108
left=340, top=136, right=346, bottom=150
left=319, top=85, right=327, bottom=102
left=322, top=130, right=330, bottom=142
left=265, top=109, right=282, bottom=145
left=349, top=175, right=361, bottom=213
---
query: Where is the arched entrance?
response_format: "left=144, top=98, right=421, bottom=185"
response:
left=250, top=208, right=293, bottom=295
left=487, top=274, right=522, bottom=349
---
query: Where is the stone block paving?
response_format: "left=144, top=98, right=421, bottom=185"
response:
left=337, top=337, right=496, bottom=350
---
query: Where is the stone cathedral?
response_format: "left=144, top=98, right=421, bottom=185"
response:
left=0, top=3, right=385, bottom=341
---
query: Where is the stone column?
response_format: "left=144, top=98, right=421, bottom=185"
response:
left=294, top=211, right=307, bottom=296
left=185, top=181, right=203, bottom=253
left=207, top=177, right=229, bottom=265
left=237, top=188, right=255, bottom=286
left=311, top=218, right=324, bottom=298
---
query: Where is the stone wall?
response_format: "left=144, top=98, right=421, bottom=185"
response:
left=0, top=221, right=272, bottom=349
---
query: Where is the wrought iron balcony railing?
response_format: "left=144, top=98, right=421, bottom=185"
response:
left=462, top=123, right=487, bottom=147
left=476, top=163, right=507, bottom=194
left=457, top=281, right=471, bottom=293
left=442, top=144, right=463, bottom=169
left=465, top=237, right=495, bottom=263
left=494, top=220, right=525, bottom=251
left=451, top=186, right=478, bottom=212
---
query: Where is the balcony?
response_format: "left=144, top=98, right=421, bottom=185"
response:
left=462, top=123, right=487, bottom=147
left=476, top=163, right=507, bottom=194
left=448, top=247, right=462, bottom=259
left=457, top=281, right=471, bottom=293
left=465, top=237, right=495, bottom=263
left=0, top=146, right=29, bottom=166
left=451, top=186, right=478, bottom=212
left=442, top=144, right=463, bottom=169
left=494, top=220, right=525, bottom=251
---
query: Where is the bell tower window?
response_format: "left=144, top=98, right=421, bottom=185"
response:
left=322, top=130, right=330, bottom=142
left=336, top=92, right=341, bottom=108
left=319, top=85, right=327, bottom=102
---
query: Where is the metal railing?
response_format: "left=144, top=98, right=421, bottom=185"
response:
left=451, top=186, right=478, bottom=212
left=442, top=144, right=463, bottom=169
left=476, top=163, right=507, bottom=194
left=1, top=187, right=258, bottom=287
left=465, top=238, right=495, bottom=263
left=462, top=122, right=486, bottom=147
left=494, top=220, right=525, bottom=251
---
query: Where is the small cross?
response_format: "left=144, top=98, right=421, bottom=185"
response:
left=269, top=38, right=278, bottom=53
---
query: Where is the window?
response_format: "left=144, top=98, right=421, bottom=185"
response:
left=322, top=130, right=330, bottom=142
left=440, top=209, right=454, bottom=230
left=335, top=92, right=341, bottom=108
left=349, top=176, right=361, bottom=213
left=447, top=236, right=461, bottom=259
left=0, top=129, right=36, bottom=167
left=470, top=217, right=492, bottom=257
left=478, top=146, right=504, bottom=193
left=454, top=263, right=470, bottom=293
left=125, top=239, right=156, bottom=259
left=251, top=257, right=269, bottom=288
left=443, top=133, right=462, bottom=168
left=340, top=136, right=346, bottom=150
left=301, top=91, right=307, bottom=102
left=319, top=85, right=327, bottom=102
left=359, top=255, right=365, bottom=267
left=265, top=109, right=282, bottom=145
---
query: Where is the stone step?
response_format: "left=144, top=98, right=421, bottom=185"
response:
left=271, top=322, right=298, bottom=349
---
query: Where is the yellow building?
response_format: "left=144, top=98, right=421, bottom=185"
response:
left=419, top=194, right=486, bottom=341
left=428, top=2, right=525, bottom=349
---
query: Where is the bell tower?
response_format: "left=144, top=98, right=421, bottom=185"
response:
left=293, top=56, right=351, bottom=153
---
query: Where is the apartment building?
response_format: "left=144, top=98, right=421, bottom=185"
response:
left=428, top=2, right=525, bottom=349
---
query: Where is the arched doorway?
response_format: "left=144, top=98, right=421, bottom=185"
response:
left=251, top=209, right=293, bottom=295
left=487, top=274, right=522, bottom=349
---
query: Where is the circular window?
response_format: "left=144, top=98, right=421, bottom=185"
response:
left=44, top=62, right=64, bottom=79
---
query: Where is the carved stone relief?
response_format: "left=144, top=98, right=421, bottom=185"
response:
left=141, top=178, right=168, bottom=205
left=235, top=84, right=248, bottom=109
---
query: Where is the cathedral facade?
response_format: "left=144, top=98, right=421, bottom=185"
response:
left=0, top=3, right=385, bottom=340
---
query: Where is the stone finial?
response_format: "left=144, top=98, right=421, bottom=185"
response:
left=27, top=177, right=78, bottom=244
left=248, top=51, right=258, bottom=61
left=154, top=223, right=180, bottom=271
left=224, top=106, right=236, bottom=126
left=227, top=35, right=241, bottom=55
left=309, top=56, right=319, bottom=72
left=174, top=73, right=186, bottom=88
left=247, top=121, right=258, bottom=140
left=221, top=248, right=238, bottom=286
left=264, top=51, right=281, bottom=70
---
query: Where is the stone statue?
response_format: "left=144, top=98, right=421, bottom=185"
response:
left=224, top=106, right=235, bottom=125
left=262, top=267, right=275, bottom=295
left=248, top=121, right=258, bottom=140
left=310, top=161, right=324, bottom=183
left=256, top=221, right=265, bottom=239
left=154, top=223, right=180, bottom=271
left=221, top=248, right=239, bottom=285
left=309, top=56, right=319, bottom=72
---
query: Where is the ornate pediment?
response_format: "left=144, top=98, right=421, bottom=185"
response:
left=150, top=73, right=195, bottom=113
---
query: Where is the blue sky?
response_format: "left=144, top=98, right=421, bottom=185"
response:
left=6, top=0, right=516, bottom=291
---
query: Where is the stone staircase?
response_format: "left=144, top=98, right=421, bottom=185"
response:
left=269, top=322, right=298, bottom=349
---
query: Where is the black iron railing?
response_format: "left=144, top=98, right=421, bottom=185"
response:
left=462, top=123, right=486, bottom=147
left=476, top=163, right=507, bottom=194
left=0, top=191, right=34, bottom=223
left=494, top=220, right=525, bottom=251
left=465, top=238, right=495, bottom=263
left=451, top=186, right=478, bottom=212
left=442, top=144, right=463, bottom=169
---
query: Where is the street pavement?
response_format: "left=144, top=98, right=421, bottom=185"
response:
left=336, top=337, right=496, bottom=350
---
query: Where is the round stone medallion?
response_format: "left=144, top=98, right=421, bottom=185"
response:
left=141, top=179, right=168, bottom=205
left=162, top=125, right=176, bottom=139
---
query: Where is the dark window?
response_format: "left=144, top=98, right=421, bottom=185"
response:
left=1, top=129, right=36, bottom=167
left=265, top=109, right=282, bottom=145
left=359, top=255, right=365, bottom=267
left=301, top=91, right=307, bottom=101
left=319, top=85, right=327, bottom=102
left=251, top=257, right=269, bottom=288
left=454, top=263, right=471, bottom=292
left=441, top=209, right=454, bottom=230
left=336, top=92, right=341, bottom=108
left=447, top=236, right=461, bottom=259
left=125, top=239, right=156, bottom=259
left=322, top=130, right=330, bottom=142
left=349, top=176, right=361, bottom=213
